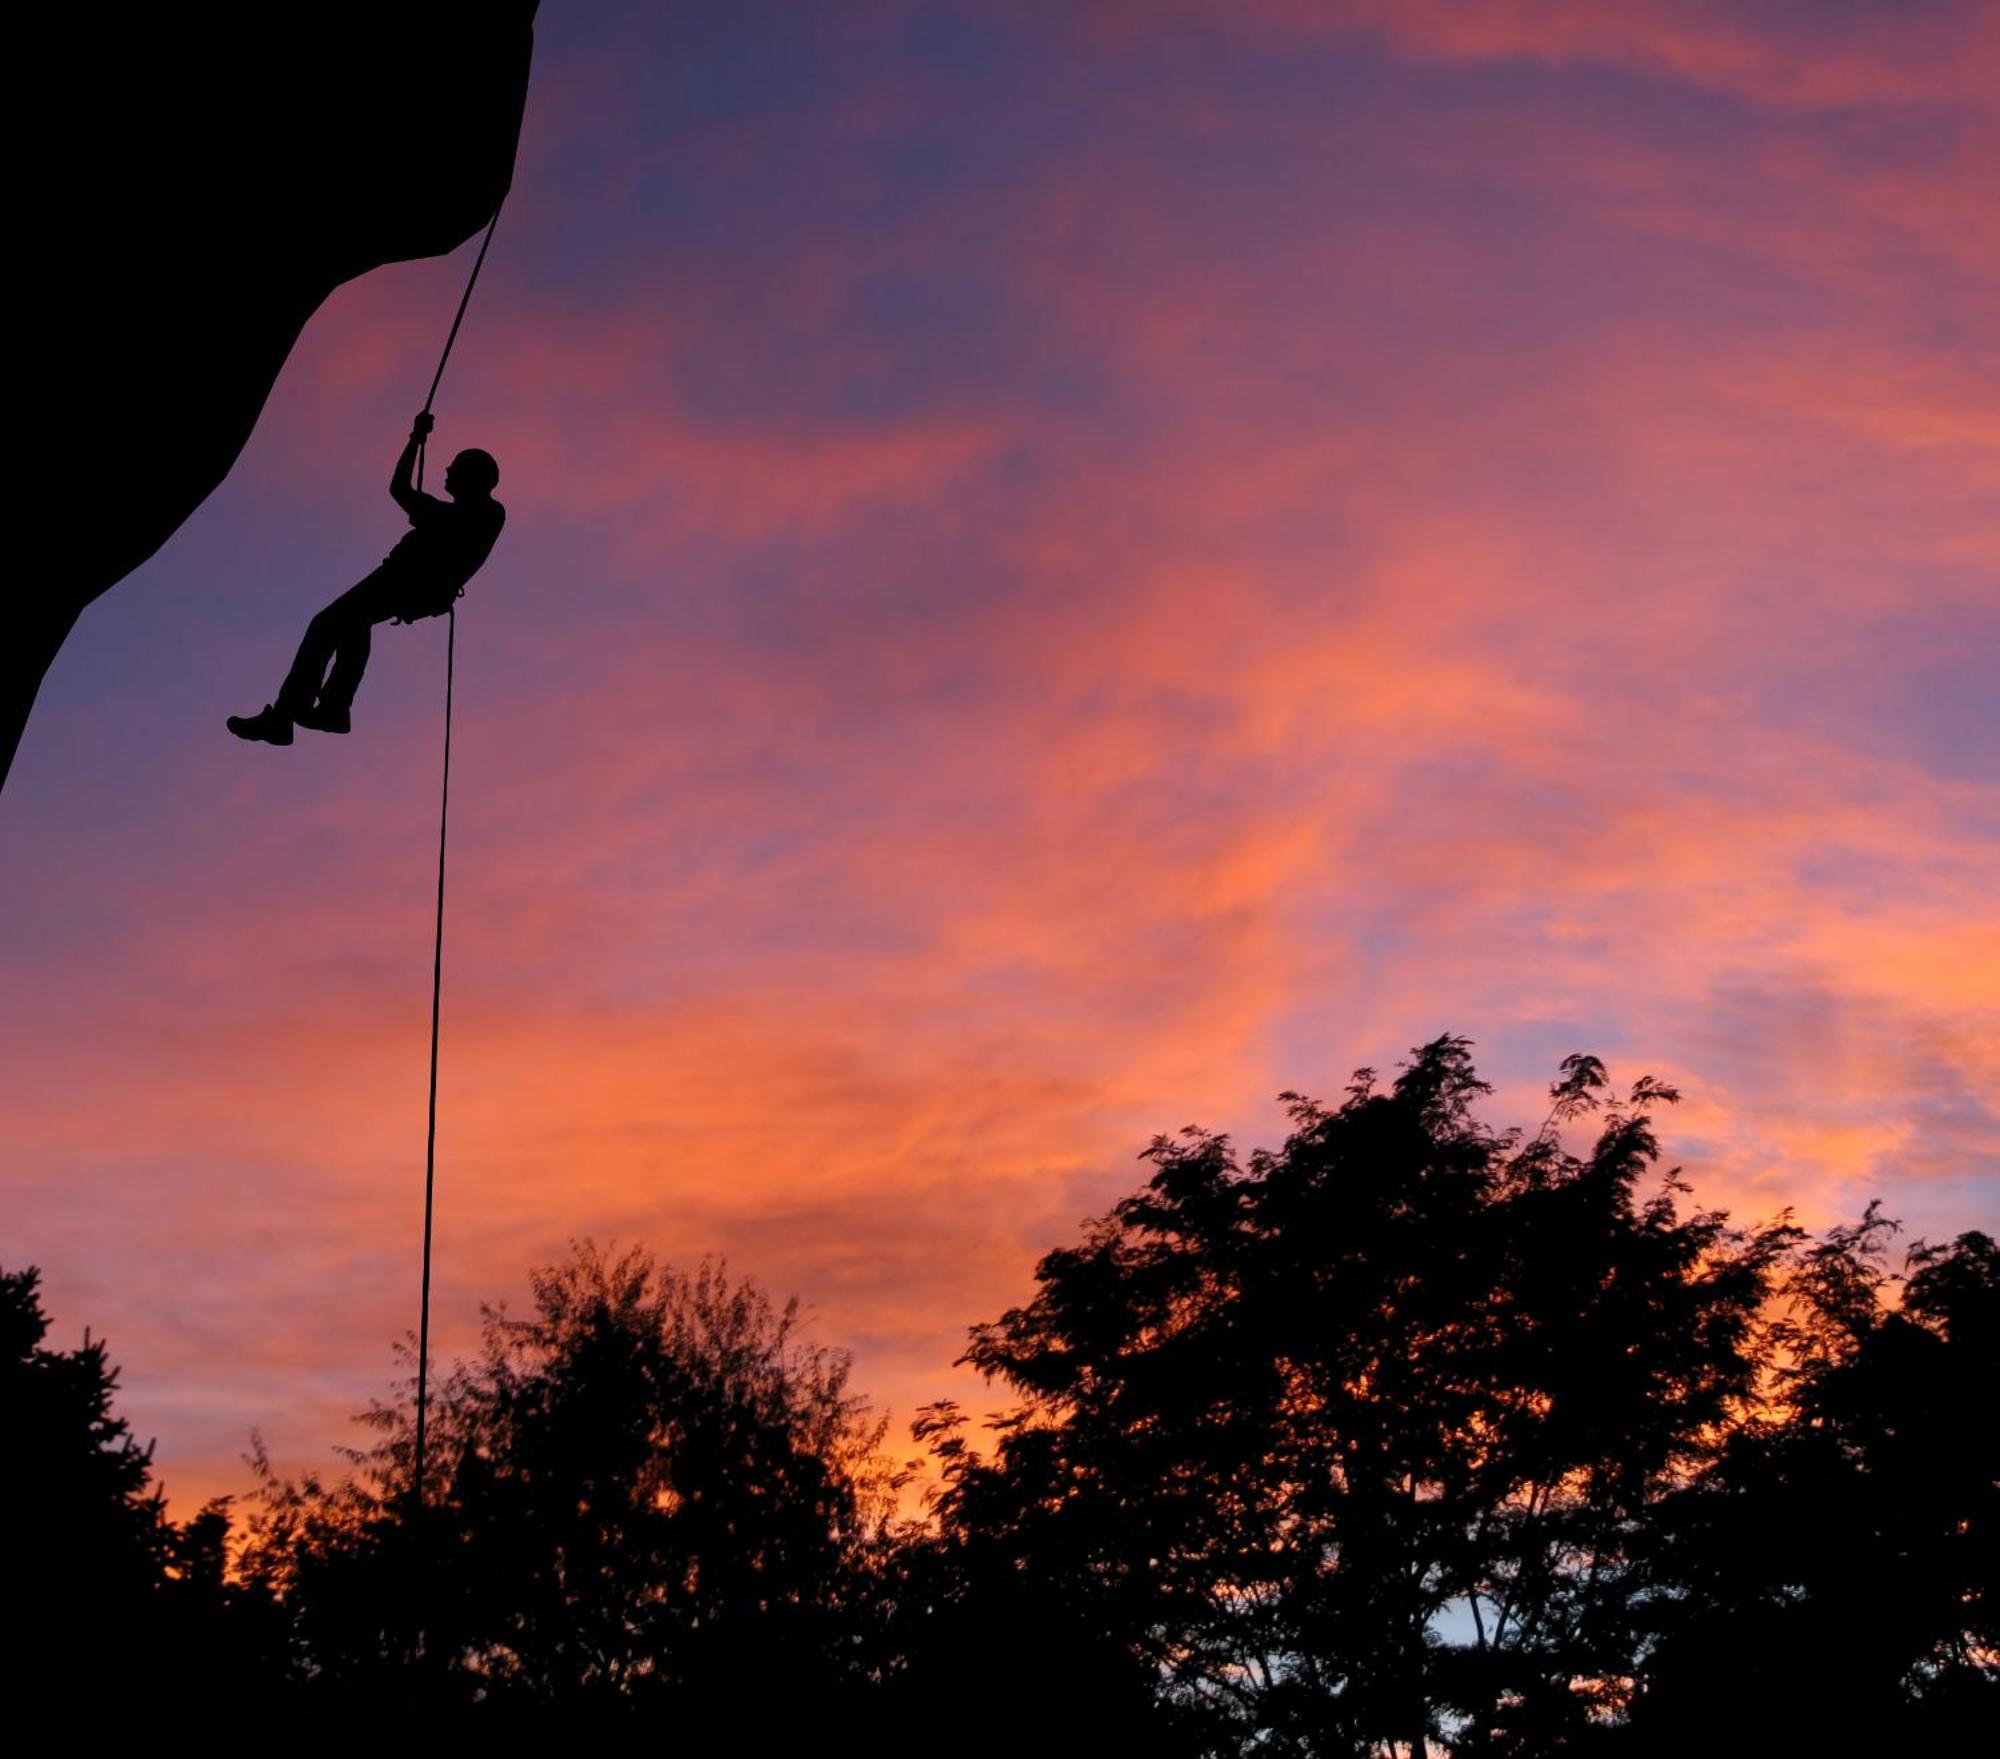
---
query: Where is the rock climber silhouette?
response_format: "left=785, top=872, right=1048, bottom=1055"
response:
left=228, top=412, right=504, bottom=744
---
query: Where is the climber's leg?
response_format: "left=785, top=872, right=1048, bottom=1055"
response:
left=278, top=576, right=388, bottom=718
left=230, top=572, right=403, bottom=745
left=296, top=613, right=372, bottom=735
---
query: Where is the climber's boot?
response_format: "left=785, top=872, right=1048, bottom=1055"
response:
left=226, top=704, right=294, bottom=745
left=292, top=702, right=352, bottom=735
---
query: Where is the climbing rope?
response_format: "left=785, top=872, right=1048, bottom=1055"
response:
left=411, top=196, right=504, bottom=1514
left=414, top=202, right=504, bottom=495
left=412, top=603, right=455, bottom=1514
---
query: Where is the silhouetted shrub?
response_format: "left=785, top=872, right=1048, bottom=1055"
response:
left=239, top=1243, right=901, bottom=1728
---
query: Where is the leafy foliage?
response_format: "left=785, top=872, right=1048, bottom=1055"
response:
left=911, top=1038, right=1949, bottom=1754
left=1631, top=1213, right=1998, bottom=1748
left=17, top=1039, right=1993, bottom=1748
left=1, top=1265, right=254, bottom=1711
left=239, top=1243, right=899, bottom=1726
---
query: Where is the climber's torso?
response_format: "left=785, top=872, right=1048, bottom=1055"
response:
left=380, top=493, right=506, bottom=616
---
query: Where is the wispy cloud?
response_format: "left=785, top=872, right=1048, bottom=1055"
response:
left=4, top=0, right=1993, bottom=1513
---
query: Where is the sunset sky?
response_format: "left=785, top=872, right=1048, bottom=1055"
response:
left=4, top=0, right=1996, bottom=1514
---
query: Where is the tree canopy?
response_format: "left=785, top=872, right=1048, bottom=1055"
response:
left=908, top=1038, right=1994, bottom=1753
left=238, top=1243, right=899, bottom=1728
left=2, top=1264, right=246, bottom=1713
left=14, top=1038, right=1993, bottom=1749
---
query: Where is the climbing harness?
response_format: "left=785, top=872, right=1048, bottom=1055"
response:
left=411, top=198, right=503, bottom=1514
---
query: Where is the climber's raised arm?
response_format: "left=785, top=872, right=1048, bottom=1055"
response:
left=390, top=411, right=437, bottom=515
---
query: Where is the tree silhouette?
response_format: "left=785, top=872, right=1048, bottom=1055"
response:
left=240, top=1242, right=901, bottom=1726
left=920, top=1039, right=1802, bottom=1755
left=10, top=1043, right=1989, bottom=1743
left=1628, top=1213, right=1998, bottom=1748
left=880, top=1395, right=1207, bottom=1749
left=1, top=1265, right=252, bottom=1712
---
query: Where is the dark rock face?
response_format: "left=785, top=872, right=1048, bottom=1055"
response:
left=8, top=3, right=539, bottom=788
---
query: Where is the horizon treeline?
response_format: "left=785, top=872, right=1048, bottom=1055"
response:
left=7, top=1037, right=1993, bottom=1751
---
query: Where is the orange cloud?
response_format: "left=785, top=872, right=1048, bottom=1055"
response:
left=4, top=0, right=1993, bottom=1519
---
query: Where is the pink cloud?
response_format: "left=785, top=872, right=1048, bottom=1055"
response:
left=4, top=0, right=1993, bottom=1517
left=1177, top=0, right=2000, bottom=113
